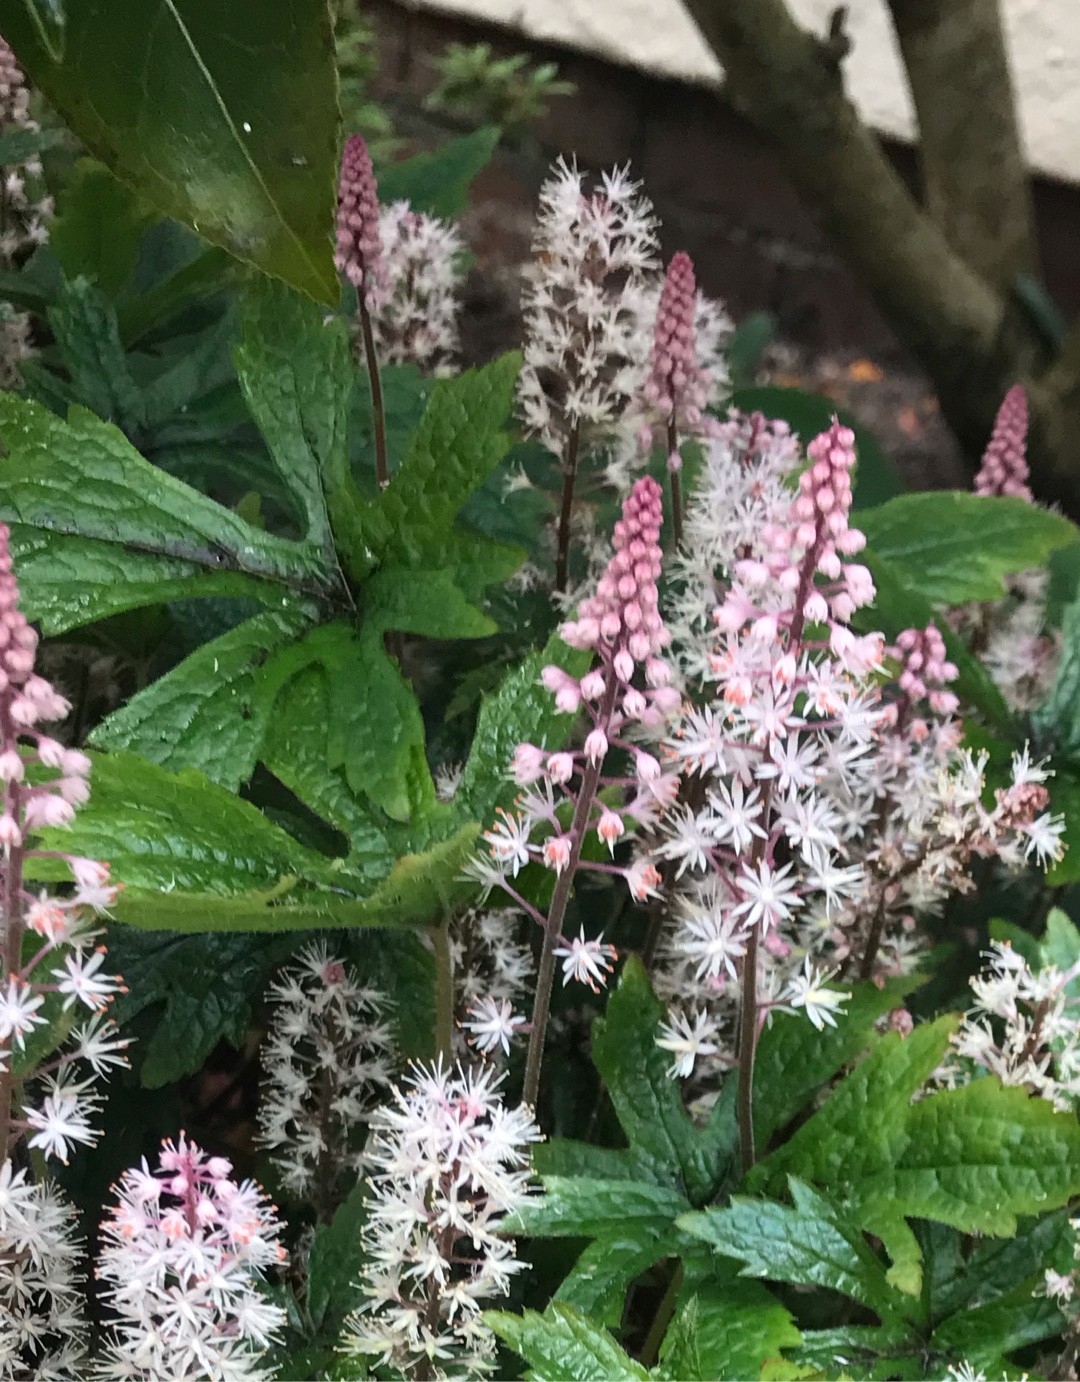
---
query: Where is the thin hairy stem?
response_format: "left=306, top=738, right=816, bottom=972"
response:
left=554, top=422, right=582, bottom=594
left=358, top=296, right=389, bottom=489
left=523, top=681, right=617, bottom=1111
left=432, top=920, right=455, bottom=1064
left=737, top=922, right=760, bottom=1174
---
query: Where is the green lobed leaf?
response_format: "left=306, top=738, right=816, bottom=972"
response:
left=455, top=636, right=592, bottom=822
left=507, top=1177, right=690, bottom=1239
left=234, top=277, right=346, bottom=551
left=592, top=957, right=732, bottom=1205
left=859, top=492, right=1077, bottom=604
left=4, top=0, right=340, bottom=301
left=363, top=565, right=498, bottom=640
left=25, top=751, right=348, bottom=898
left=660, top=1280, right=802, bottom=1382
left=679, top=1178, right=911, bottom=1324
left=292, top=621, right=435, bottom=823
left=929, top=1210, right=1073, bottom=1323
left=0, top=394, right=336, bottom=633
left=486, top=1303, right=648, bottom=1381
left=554, top=1230, right=684, bottom=1329
left=360, top=353, right=520, bottom=568
left=88, top=607, right=318, bottom=790
left=752, top=975, right=923, bottom=1150
left=375, top=126, right=500, bottom=219
left=931, top=1278, right=1067, bottom=1371
left=750, top=1018, right=1080, bottom=1292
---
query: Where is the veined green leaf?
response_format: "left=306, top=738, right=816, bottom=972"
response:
left=0, top=394, right=337, bottom=632
left=859, top=492, right=1076, bottom=604
left=89, top=606, right=318, bottom=790
left=486, top=1303, right=648, bottom=1381
left=235, top=278, right=346, bottom=551
left=658, top=1281, right=801, bottom=1382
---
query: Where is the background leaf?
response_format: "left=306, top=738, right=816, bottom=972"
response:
left=4, top=0, right=341, bottom=300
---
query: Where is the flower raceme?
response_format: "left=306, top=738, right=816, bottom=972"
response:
left=94, top=1135, right=286, bottom=1381
left=340, top=1061, right=540, bottom=1377
left=474, top=474, right=676, bottom=942
left=0, top=521, right=128, bottom=1171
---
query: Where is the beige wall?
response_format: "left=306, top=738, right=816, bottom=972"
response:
left=406, top=0, right=1080, bottom=183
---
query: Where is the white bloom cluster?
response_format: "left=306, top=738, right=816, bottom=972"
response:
left=0, top=1161, right=87, bottom=1381
left=369, top=201, right=465, bottom=375
left=94, top=1135, right=285, bottom=1382
left=517, top=158, right=660, bottom=454
left=452, top=907, right=534, bottom=1059
left=341, top=1061, right=540, bottom=1376
left=257, top=942, right=396, bottom=1211
left=947, top=940, right=1080, bottom=1110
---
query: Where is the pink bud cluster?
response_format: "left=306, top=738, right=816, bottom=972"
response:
left=715, top=420, right=877, bottom=672
left=0, top=522, right=96, bottom=844
left=887, top=624, right=959, bottom=724
left=974, top=385, right=1031, bottom=502
left=473, top=478, right=681, bottom=1004
left=335, top=134, right=383, bottom=299
left=643, top=252, right=715, bottom=465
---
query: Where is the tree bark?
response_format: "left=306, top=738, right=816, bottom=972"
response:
left=887, top=0, right=1039, bottom=290
left=678, top=0, right=1080, bottom=512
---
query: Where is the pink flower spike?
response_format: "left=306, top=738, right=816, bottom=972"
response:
left=335, top=134, right=382, bottom=297
left=974, top=385, right=1031, bottom=501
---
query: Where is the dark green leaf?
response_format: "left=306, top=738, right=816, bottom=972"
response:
left=376, top=127, right=500, bottom=219
left=752, top=975, right=922, bottom=1150
left=89, top=607, right=318, bottom=790
left=556, top=1230, right=684, bottom=1328
left=932, top=1278, right=1066, bottom=1370
left=859, top=493, right=1076, bottom=604
left=363, top=565, right=498, bottom=639
left=110, top=928, right=294, bottom=1087
left=51, top=159, right=149, bottom=296
left=679, top=1179, right=911, bottom=1323
left=455, top=636, right=592, bottom=821
left=117, top=247, right=237, bottom=346
left=361, top=353, right=520, bottom=567
left=486, top=1303, right=648, bottom=1381
left=235, top=278, right=347, bottom=550
left=508, top=1177, right=690, bottom=1238
left=660, top=1280, right=801, bottom=1382
left=308, top=1182, right=367, bottom=1332
left=592, top=957, right=727, bottom=1205
left=48, top=275, right=145, bottom=426
left=4, top=0, right=340, bottom=300
left=0, top=393, right=336, bottom=633
left=726, top=313, right=775, bottom=391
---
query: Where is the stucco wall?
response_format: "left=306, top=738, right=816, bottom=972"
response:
left=404, top=0, right=1080, bottom=184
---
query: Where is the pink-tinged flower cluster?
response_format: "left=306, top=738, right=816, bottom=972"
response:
left=335, top=134, right=383, bottom=300
left=0, top=523, right=128, bottom=1168
left=517, top=158, right=660, bottom=453
left=95, top=1135, right=286, bottom=1380
left=648, top=414, right=1063, bottom=1088
left=470, top=477, right=679, bottom=1005
left=341, top=1061, right=539, bottom=1376
left=974, top=385, right=1031, bottom=501
left=368, top=201, right=464, bottom=374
